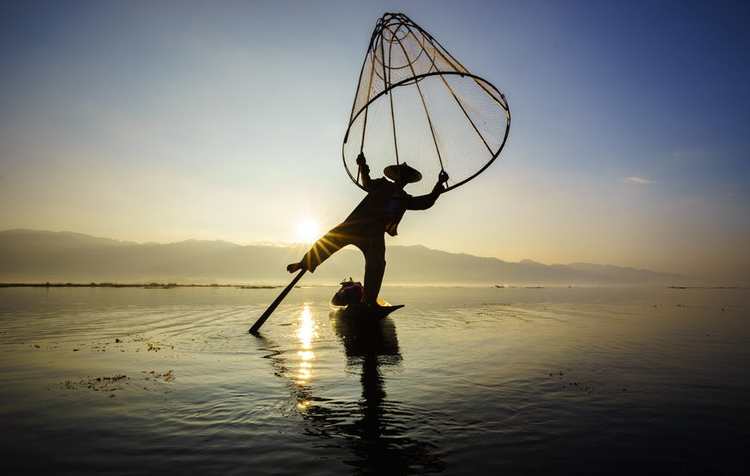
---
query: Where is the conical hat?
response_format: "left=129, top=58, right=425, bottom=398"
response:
left=383, top=162, right=422, bottom=183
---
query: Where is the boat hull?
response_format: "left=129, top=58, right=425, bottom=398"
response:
left=330, top=279, right=403, bottom=322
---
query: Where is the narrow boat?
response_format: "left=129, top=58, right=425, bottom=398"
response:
left=329, top=278, right=404, bottom=322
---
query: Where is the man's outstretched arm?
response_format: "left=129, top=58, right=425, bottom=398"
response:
left=407, top=171, right=449, bottom=210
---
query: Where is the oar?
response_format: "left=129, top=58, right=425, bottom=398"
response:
left=249, top=269, right=306, bottom=334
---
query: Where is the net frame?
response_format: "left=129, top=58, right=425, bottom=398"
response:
left=343, top=12, right=511, bottom=195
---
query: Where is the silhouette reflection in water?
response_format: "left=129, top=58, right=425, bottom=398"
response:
left=256, top=305, right=444, bottom=474
left=331, top=309, right=402, bottom=443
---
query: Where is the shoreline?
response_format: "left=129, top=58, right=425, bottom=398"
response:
left=0, top=282, right=283, bottom=289
left=0, top=282, right=745, bottom=290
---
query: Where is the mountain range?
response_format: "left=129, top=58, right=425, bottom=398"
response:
left=0, top=229, right=700, bottom=286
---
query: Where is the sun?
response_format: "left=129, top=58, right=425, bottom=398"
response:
left=295, top=218, right=321, bottom=244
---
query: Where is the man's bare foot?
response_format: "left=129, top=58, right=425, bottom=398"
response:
left=287, top=262, right=307, bottom=273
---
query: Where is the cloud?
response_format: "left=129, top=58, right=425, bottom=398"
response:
left=623, top=176, right=654, bottom=185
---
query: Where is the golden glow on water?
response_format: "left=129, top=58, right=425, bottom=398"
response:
left=295, top=305, right=317, bottom=387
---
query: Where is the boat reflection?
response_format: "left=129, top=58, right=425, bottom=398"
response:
left=255, top=304, right=444, bottom=474
left=329, top=309, right=402, bottom=440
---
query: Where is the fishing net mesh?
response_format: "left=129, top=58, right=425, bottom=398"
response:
left=343, top=13, right=510, bottom=196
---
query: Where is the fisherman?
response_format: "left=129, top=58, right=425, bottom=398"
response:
left=287, top=153, right=449, bottom=305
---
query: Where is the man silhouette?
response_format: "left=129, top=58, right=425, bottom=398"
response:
left=287, top=153, right=449, bottom=305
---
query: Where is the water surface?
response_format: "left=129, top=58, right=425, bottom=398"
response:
left=1, top=285, right=748, bottom=474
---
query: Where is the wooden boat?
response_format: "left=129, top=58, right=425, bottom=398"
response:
left=329, top=278, right=403, bottom=322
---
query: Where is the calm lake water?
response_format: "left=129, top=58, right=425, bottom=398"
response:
left=1, top=285, right=749, bottom=475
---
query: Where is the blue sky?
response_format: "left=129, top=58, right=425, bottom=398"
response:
left=1, top=0, right=748, bottom=283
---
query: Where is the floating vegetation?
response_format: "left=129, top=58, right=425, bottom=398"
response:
left=548, top=368, right=600, bottom=394
left=146, top=370, right=175, bottom=382
left=57, top=370, right=175, bottom=397
left=62, top=374, right=129, bottom=395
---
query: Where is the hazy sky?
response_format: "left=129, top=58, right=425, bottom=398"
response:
left=1, top=0, right=748, bottom=282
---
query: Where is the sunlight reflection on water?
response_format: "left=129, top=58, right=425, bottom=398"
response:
left=295, top=305, right=317, bottom=406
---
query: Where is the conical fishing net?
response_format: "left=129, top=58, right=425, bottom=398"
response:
left=343, top=12, right=511, bottom=196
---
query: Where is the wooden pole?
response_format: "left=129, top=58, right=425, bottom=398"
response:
left=249, top=270, right=306, bottom=334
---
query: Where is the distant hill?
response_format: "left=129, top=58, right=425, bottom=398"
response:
left=0, top=229, right=700, bottom=286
